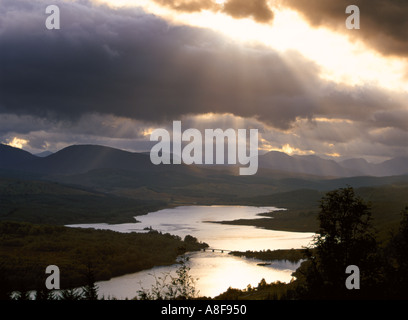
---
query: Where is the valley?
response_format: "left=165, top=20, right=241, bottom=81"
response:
left=1, top=143, right=408, bottom=298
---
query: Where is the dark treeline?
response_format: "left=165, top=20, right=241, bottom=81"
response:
left=0, top=222, right=208, bottom=300
left=229, top=249, right=308, bottom=263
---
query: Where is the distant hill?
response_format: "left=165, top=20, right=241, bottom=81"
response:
left=34, top=150, right=53, bottom=157
left=1, top=143, right=407, bottom=178
left=375, top=157, right=408, bottom=176
left=0, top=177, right=166, bottom=224
left=213, top=183, right=408, bottom=241
left=258, top=151, right=408, bottom=177
left=0, top=144, right=37, bottom=168
left=339, top=156, right=408, bottom=177
left=258, top=151, right=356, bottom=177
left=340, top=158, right=375, bottom=176
left=24, top=144, right=155, bottom=175
left=0, top=144, right=159, bottom=175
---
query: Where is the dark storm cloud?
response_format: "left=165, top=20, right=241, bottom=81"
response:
left=371, top=109, right=408, bottom=131
left=0, top=112, right=153, bottom=153
left=153, top=0, right=274, bottom=23
left=0, top=0, right=307, bottom=130
left=282, top=0, right=408, bottom=57
left=369, top=128, right=408, bottom=148
left=314, top=84, right=403, bottom=121
left=153, top=0, right=216, bottom=12
left=0, top=0, right=405, bottom=136
left=223, top=0, right=274, bottom=23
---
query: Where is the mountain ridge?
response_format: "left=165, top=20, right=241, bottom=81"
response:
left=1, top=143, right=407, bottom=177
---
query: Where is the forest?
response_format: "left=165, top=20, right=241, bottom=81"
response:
left=0, top=221, right=207, bottom=299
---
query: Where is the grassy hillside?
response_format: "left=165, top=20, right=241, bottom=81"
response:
left=355, top=183, right=408, bottom=241
left=0, top=178, right=166, bottom=224
left=213, top=184, right=408, bottom=243
left=50, top=166, right=408, bottom=197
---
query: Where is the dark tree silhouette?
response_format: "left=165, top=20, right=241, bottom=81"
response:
left=0, top=261, right=12, bottom=300
left=294, top=187, right=381, bottom=299
left=82, top=263, right=99, bottom=300
left=384, top=207, right=408, bottom=299
left=59, top=288, right=85, bottom=300
left=137, top=255, right=198, bottom=300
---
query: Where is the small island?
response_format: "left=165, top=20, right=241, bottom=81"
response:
left=229, top=248, right=308, bottom=263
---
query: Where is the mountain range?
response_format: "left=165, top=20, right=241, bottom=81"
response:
left=1, top=143, right=407, bottom=178
left=258, top=151, right=408, bottom=177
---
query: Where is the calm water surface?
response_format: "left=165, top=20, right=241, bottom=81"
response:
left=68, top=205, right=315, bottom=299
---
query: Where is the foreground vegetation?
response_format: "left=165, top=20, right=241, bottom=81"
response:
left=0, top=222, right=207, bottom=299
left=215, top=187, right=408, bottom=300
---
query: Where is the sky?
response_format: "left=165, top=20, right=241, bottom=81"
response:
left=0, top=0, right=407, bottom=162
